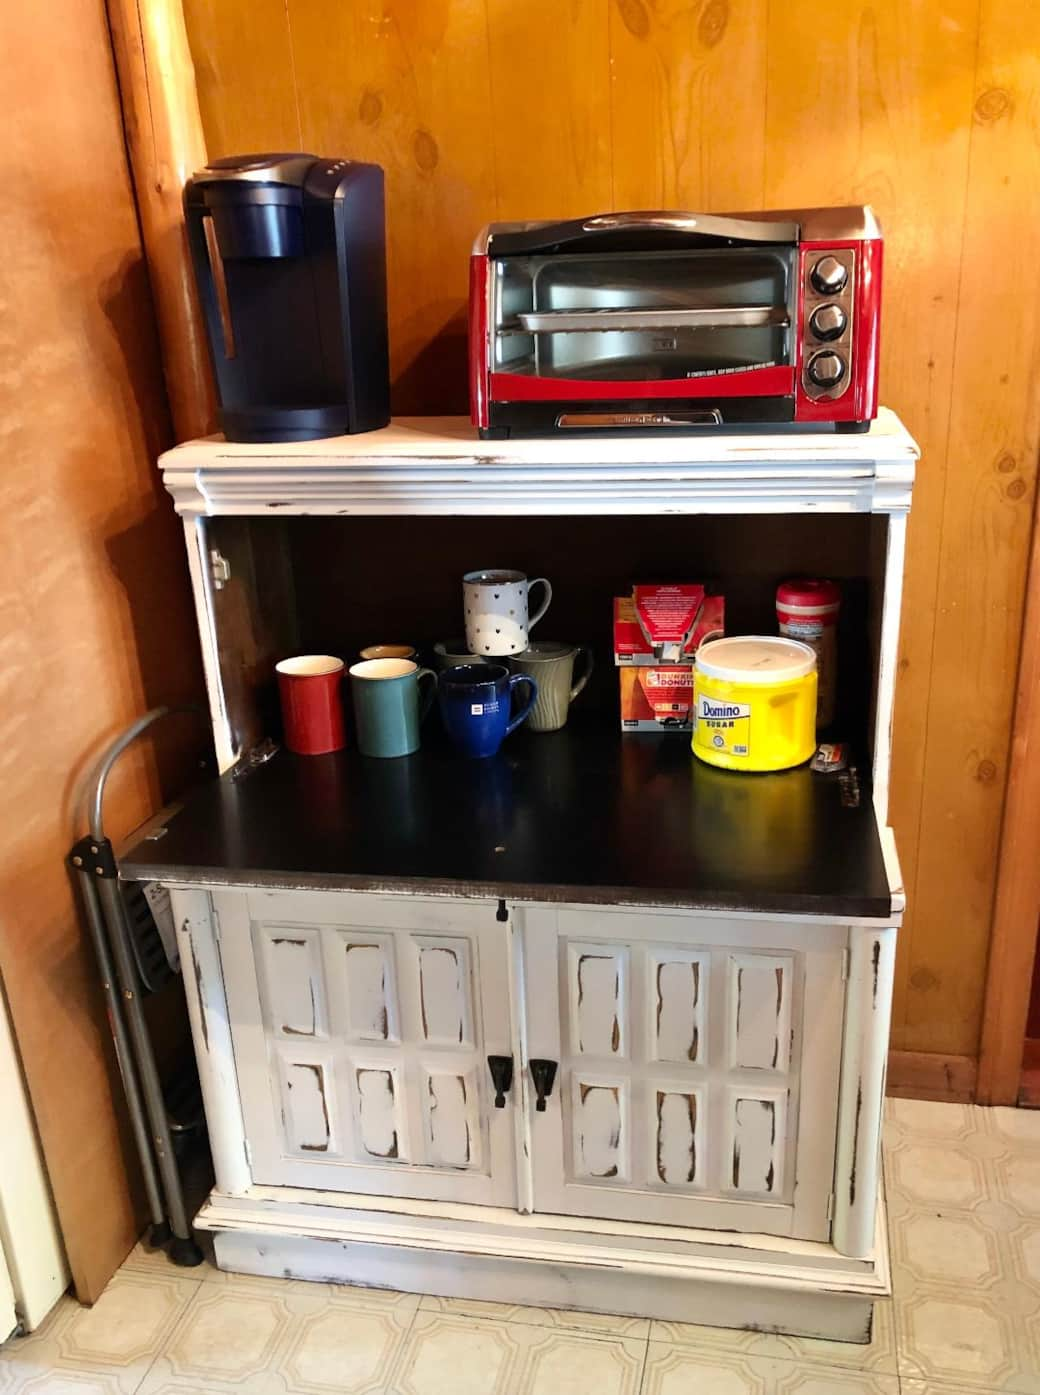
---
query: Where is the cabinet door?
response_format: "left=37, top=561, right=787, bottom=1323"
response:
left=521, top=907, right=845, bottom=1239
left=217, top=889, right=516, bottom=1206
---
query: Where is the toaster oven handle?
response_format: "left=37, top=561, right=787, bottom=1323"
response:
left=580, top=212, right=799, bottom=243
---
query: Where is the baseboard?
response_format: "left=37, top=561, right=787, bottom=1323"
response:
left=198, top=1185, right=889, bottom=1342
left=886, top=1049, right=977, bottom=1103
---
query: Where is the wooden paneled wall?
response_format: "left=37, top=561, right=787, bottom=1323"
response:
left=1, top=0, right=206, bottom=1299
left=183, top=0, right=1040, bottom=1061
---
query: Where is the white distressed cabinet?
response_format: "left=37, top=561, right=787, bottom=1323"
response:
left=123, top=413, right=917, bottom=1341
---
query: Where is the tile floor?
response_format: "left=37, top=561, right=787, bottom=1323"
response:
left=1, top=1098, right=1038, bottom=1394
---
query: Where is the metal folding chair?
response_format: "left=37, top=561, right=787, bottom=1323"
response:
left=68, top=708, right=205, bottom=1267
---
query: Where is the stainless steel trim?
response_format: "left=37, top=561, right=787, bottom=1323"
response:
left=556, top=410, right=724, bottom=428
left=472, top=221, right=545, bottom=254
left=580, top=211, right=800, bottom=242
left=801, top=248, right=855, bottom=402
left=475, top=206, right=880, bottom=255
left=512, top=306, right=788, bottom=334
left=191, top=154, right=318, bottom=186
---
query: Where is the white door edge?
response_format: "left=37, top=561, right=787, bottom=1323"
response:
left=0, top=979, right=68, bottom=1330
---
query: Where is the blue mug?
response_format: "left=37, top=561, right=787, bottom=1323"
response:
left=438, top=664, right=538, bottom=758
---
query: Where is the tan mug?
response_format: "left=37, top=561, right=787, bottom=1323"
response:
left=360, top=644, right=417, bottom=662
left=508, top=641, right=593, bottom=732
left=433, top=639, right=483, bottom=670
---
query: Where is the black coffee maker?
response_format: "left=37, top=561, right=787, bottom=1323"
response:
left=185, top=153, right=390, bottom=442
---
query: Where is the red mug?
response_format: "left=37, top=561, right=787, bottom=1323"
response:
left=276, top=655, right=346, bottom=755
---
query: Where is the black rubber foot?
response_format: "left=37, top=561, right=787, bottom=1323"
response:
left=168, top=1236, right=205, bottom=1267
left=148, top=1221, right=172, bottom=1248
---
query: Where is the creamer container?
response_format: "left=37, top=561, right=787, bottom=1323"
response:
left=776, top=579, right=840, bottom=728
left=692, top=636, right=817, bottom=772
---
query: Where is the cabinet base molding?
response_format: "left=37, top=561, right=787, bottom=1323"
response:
left=196, top=1186, right=890, bottom=1343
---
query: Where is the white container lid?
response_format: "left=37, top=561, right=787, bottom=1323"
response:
left=695, top=635, right=816, bottom=683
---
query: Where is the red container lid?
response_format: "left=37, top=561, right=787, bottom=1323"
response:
left=776, top=578, right=841, bottom=609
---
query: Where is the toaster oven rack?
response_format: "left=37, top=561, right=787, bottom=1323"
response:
left=504, top=305, right=790, bottom=335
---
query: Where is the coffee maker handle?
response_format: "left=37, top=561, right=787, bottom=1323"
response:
left=570, top=647, right=594, bottom=702
left=527, top=579, right=552, bottom=633
left=505, top=675, right=539, bottom=737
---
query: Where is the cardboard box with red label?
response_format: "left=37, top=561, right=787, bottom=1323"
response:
left=614, top=585, right=725, bottom=732
left=613, top=586, right=724, bottom=666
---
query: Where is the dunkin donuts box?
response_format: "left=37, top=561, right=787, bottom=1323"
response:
left=618, top=666, right=696, bottom=732
left=613, top=586, right=725, bottom=666
left=614, top=585, right=725, bottom=732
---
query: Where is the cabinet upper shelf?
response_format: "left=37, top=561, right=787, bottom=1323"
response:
left=159, top=410, right=918, bottom=519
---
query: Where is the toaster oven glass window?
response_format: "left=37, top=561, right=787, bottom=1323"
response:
left=492, top=249, right=795, bottom=381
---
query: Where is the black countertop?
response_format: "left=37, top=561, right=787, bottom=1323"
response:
left=121, top=722, right=892, bottom=919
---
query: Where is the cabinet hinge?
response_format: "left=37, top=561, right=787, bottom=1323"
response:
left=211, top=906, right=222, bottom=943
left=209, top=547, right=232, bottom=590
left=841, top=946, right=850, bottom=982
left=826, top=1190, right=835, bottom=1222
left=243, top=1138, right=253, bottom=1169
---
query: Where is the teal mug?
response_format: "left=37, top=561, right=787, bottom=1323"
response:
left=348, top=658, right=437, bottom=758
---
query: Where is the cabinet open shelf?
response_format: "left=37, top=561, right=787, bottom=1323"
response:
left=121, top=720, right=894, bottom=919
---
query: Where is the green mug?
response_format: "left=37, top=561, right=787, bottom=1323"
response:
left=348, top=658, right=436, bottom=758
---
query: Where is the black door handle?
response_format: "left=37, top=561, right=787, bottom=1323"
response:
left=487, top=1055, right=514, bottom=1108
left=529, top=1059, right=558, bottom=1112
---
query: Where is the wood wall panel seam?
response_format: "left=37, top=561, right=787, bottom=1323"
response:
left=106, top=0, right=216, bottom=441
left=977, top=480, right=1040, bottom=1104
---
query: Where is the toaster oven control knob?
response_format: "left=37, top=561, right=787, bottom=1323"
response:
left=809, top=303, right=847, bottom=341
left=810, top=255, right=848, bottom=295
left=806, top=350, right=846, bottom=388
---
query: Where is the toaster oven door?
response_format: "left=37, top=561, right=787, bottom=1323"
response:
left=491, top=247, right=796, bottom=406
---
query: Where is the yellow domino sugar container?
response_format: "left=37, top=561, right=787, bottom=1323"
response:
left=692, top=636, right=818, bottom=772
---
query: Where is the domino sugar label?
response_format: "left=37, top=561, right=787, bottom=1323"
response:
left=697, top=695, right=752, bottom=757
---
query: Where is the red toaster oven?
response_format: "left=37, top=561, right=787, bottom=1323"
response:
left=469, top=207, right=881, bottom=438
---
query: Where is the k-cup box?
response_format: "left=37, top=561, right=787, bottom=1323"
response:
left=619, top=666, right=694, bottom=732
left=613, top=588, right=724, bottom=666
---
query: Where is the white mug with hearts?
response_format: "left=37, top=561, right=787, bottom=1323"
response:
left=463, top=569, right=553, bottom=657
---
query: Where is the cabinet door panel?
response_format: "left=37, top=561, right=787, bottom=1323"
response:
left=728, top=1088, right=786, bottom=1197
left=339, top=937, right=396, bottom=1043
left=651, top=953, right=705, bottom=1065
left=569, top=944, right=627, bottom=1057
left=277, top=1050, right=335, bottom=1154
left=257, top=926, right=325, bottom=1039
left=219, top=889, right=515, bottom=1206
left=523, top=907, right=844, bottom=1239
left=728, top=954, right=792, bottom=1072
left=571, top=1075, right=628, bottom=1182
left=653, top=1085, right=703, bottom=1189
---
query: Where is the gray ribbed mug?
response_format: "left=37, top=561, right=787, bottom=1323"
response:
left=507, top=642, right=593, bottom=732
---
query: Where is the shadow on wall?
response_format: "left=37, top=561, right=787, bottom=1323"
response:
left=99, top=250, right=174, bottom=463
left=392, top=301, right=469, bottom=415
left=98, top=248, right=214, bottom=804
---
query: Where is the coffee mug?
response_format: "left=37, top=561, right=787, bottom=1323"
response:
left=508, top=641, right=594, bottom=732
left=433, top=639, right=484, bottom=670
left=438, top=664, right=538, bottom=758
left=463, top=570, right=552, bottom=657
left=348, top=658, right=436, bottom=758
left=276, top=655, right=346, bottom=755
left=360, top=644, right=417, bottom=662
